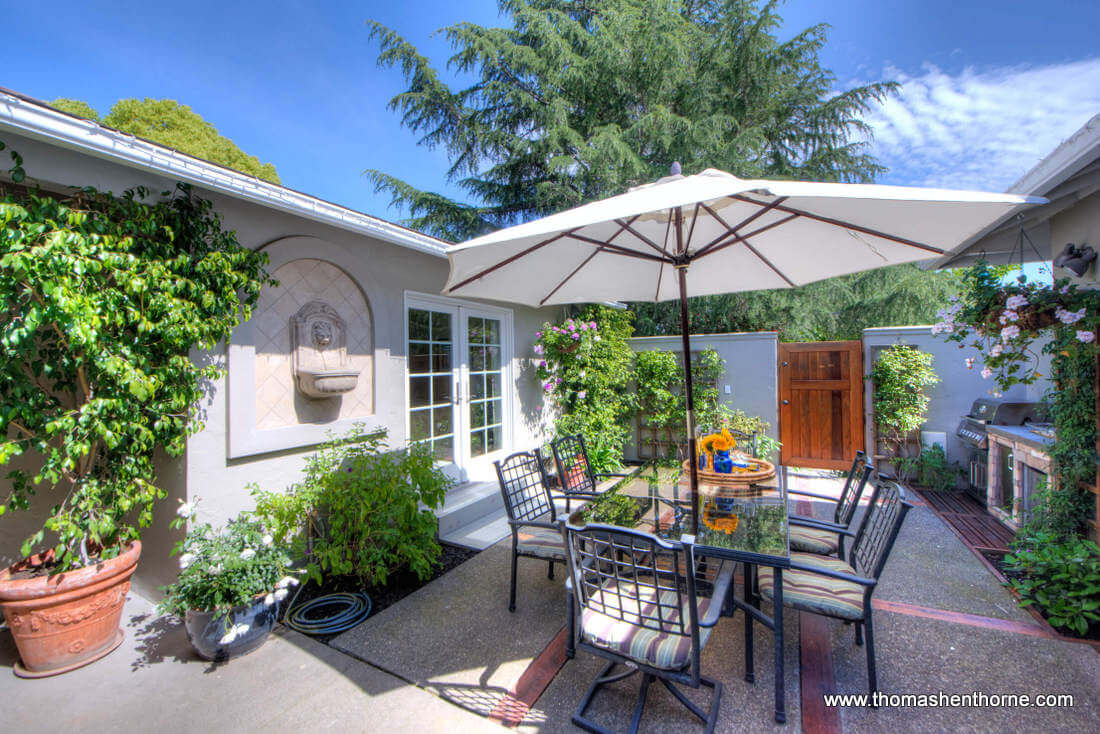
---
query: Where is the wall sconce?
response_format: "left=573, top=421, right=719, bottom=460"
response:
left=1053, top=243, right=1096, bottom=277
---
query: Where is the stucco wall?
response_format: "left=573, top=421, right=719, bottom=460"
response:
left=625, top=332, right=779, bottom=460
left=0, top=130, right=557, bottom=595
left=861, top=326, right=1052, bottom=469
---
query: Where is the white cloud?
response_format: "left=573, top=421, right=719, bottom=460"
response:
left=855, top=58, right=1100, bottom=192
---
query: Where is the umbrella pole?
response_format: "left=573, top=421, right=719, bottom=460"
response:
left=677, top=266, right=700, bottom=537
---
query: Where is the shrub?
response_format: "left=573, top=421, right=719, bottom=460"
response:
left=0, top=143, right=270, bottom=570
left=580, top=491, right=643, bottom=527
left=869, top=345, right=939, bottom=459
left=535, top=305, right=635, bottom=473
left=252, top=425, right=451, bottom=587
left=1003, top=532, right=1100, bottom=637
left=158, top=505, right=299, bottom=620
left=1016, top=477, right=1092, bottom=542
left=894, top=444, right=959, bottom=490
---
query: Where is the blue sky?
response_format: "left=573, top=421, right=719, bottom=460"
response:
left=4, top=1, right=1100, bottom=233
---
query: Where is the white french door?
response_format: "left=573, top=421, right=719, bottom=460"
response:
left=406, top=294, right=513, bottom=481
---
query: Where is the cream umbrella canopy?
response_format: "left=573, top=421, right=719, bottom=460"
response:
left=444, top=166, right=1044, bottom=532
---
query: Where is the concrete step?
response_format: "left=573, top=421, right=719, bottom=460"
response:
left=435, top=480, right=503, bottom=538
left=440, top=511, right=511, bottom=551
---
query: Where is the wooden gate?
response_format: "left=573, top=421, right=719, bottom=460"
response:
left=779, top=341, right=864, bottom=470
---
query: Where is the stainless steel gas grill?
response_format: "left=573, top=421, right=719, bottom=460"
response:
left=955, top=398, right=1043, bottom=503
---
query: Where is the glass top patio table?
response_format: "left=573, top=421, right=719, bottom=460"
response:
left=611, top=462, right=791, bottom=567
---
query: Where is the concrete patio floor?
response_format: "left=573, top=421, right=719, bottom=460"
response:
left=1, top=472, right=1097, bottom=732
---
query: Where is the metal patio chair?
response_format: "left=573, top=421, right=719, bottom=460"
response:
left=494, top=450, right=566, bottom=613
left=550, top=434, right=631, bottom=512
left=758, top=477, right=913, bottom=697
left=787, top=452, right=874, bottom=558
left=561, top=520, right=735, bottom=734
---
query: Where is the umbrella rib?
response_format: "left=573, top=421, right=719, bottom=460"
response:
left=539, top=248, right=602, bottom=305
left=684, top=203, right=702, bottom=251
left=692, top=197, right=789, bottom=259
left=446, top=228, right=578, bottom=293
left=615, top=219, right=675, bottom=258
left=565, top=233, right=671, bottom=263
left=691, top=213, right=799, bottom=260
left=730, top=194, right=946, bottom=254
left=741, top=237, right=797, bottom=288
left=655, top=214, right=674, bottom=301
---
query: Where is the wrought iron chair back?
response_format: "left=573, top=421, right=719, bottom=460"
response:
left=495, top=450, right=555, bottom=525
left=551, top=434, right=597, bottom=495
left=565, top=523, right=697, bottom=641
left=835, top=451, right=873, bottom=526
left=725, top=427, right=758, bottom=457
left=849, top=476, right=908, bottom=579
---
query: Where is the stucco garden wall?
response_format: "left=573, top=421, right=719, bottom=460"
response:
left=624, top=332, right=779, bottom=461
left=861, top=326, right=1052, bottom=470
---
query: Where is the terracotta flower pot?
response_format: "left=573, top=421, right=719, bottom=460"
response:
left=0, top=541, right=140, bottom=678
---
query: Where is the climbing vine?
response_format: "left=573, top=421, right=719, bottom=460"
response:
left=0, top=141, right=272, bottom=569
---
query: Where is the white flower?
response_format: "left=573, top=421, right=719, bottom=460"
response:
left=594, top=335, right=601, bottom=341
left=981, top=367, right=993, bottom=379
left=1000, top=325, right=1020, bottom=341
left=276, top=575, right=300, bottom=590
left=264, top=593, right=276, bottom=606
left=964, top=357, right=975, bottom=369
left=208, top=563, right=223, bottom=576
left=240, top=548, right=255, bottom=560
left=178, top=553, right=195, bottom=569
left=990, top=343, right=1004, bottom=357
left=176, top=501, right=195, bottom=519
left=261, top=534, right=273, bottom=546
left=1060, top=285, right=1071, bottom=294
left=1076, top=330, right=1096, bottom=344
left=999, top=310, right=1018, bottom=324
left=1005, top=294, right=1029, bottom=310
left=931, top=323, right=943, bottom=335
left=274, top=588, right=289, bottom=602
left=1056, top=307, right=1086, bottom=325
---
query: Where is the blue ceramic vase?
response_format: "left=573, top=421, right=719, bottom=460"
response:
left=713, top=449, right=733, bottom=474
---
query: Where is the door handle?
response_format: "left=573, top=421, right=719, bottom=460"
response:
left=781, top=361, right=788, bottom=367
left=782, top=399, right=789, bottom=405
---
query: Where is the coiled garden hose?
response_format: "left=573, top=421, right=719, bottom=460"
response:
left=282, top=582, right=372, bottom=636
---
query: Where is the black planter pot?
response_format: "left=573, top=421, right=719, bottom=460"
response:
left=184, top=596, right=277, bottom=662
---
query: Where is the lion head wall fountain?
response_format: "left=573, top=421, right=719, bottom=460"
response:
left=290, top=300, right=361, bottom=398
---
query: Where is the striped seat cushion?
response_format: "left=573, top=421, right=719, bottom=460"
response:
left=515, top=525, right=565, bottom=560
left=758, top=553, right=864, bottom=621
left=580, top=583, right=711, bottom=670
left=789, top=524, right=841, bottom=555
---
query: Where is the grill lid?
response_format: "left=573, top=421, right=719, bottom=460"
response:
left=964, top=399, right=1041, bottom=426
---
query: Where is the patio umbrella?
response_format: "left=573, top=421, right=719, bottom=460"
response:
left=443, top=166, right=1044, bottom=533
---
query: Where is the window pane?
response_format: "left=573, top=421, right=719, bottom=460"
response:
left=486, top=399, right=502, bottom=426
left=408, top=309, right=430, bottom=341
left=485, top=346, right=501, bottom=370
left=470, top=401, right=486, bottom=429
left=434, top=436, right=454, bottom=462
left=431, top=311, right=451, bottom=341
left=410, top=376, right=431, bottom=408
left=433, top=407, right=453, bottom=436
left=410, top=409, right=431, bottom=441
left=409, top=342, right=430, bottom=374
left=486, top=372, right=501, bottom=399
left=470, top=373, right=486, bottom=400
left=432, top=376, right=452, bottom=405
left=468, top=317, right=483, bottom=344
left=470, top=346, right=485, bottom=371
left=432, top=343, right=452, bottom=372
left=470, top=430, right=485, bottom=457
left=484, top=319, right=500, bottom=345
left=487, top=425, right=502, bottom=452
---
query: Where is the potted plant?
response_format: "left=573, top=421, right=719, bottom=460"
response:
left=0, top=147, right=270, bottom=676
left=159, top=503, right=299, bottom=661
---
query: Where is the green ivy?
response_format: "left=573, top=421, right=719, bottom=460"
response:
left=0, top=143, right=271, bottom=569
